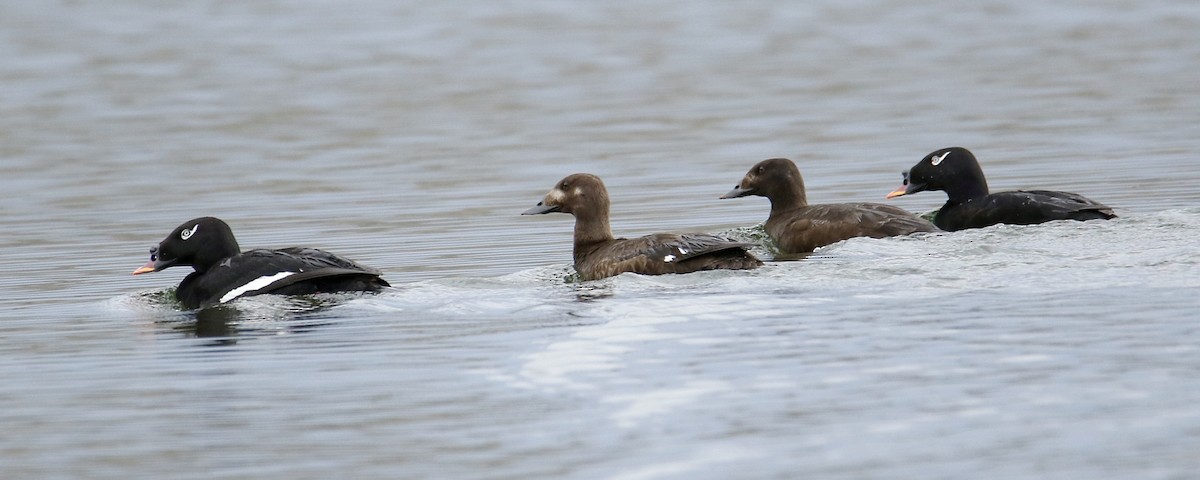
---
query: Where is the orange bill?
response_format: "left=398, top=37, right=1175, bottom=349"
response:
left=132, top=261, right=157, bottom=275
left=885, top=185, right=908, bottom=199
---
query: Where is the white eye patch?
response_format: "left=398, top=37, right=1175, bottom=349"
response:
left=180, top=224, right=199, bottom=240
left=931, top=151, right=951, bottom=166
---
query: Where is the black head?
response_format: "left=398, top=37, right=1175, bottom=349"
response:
left=720, top=158, right=807, bottom=205
left=132, top=217, right=241, bottom=275
left=886, top=147, right=989, bottom=202
left=521, top=173, right=610, bottom=219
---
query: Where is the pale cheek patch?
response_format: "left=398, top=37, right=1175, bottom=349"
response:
left=574, top=187, right=583, bottom=196
left=547, top=188, right=567, bottom=203
left=219, top=271, right=297, bottom=303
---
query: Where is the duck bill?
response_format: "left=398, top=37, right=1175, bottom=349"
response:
left=887, top=181, right=927, bottom=199
left=132, top=260, right=158, bottom=275
left=522, top=203, right=561, bottom=215
left=720, top=186, right=753, bottom=199
left=132, top=257, right=176, bottom=275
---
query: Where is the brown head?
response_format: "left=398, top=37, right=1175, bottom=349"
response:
left=720, top=158, right=808, bottom=209
left=522, top=173, right=614, bottom=246
left=522, top=173, right=610, bottom=217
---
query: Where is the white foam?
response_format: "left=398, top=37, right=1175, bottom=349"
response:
left=605, top=380, right=729, bottom=428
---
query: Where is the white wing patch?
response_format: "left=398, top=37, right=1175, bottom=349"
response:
left=218, top=271, right=297, bottom=304
left=180, top=224, right=199, bottom=240
left=663, top=246, right=693, bottom=263
left=931, top=151, right=951, bottom=166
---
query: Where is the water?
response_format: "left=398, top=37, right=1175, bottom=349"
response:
left=2, top=0, right=1199, bottom=478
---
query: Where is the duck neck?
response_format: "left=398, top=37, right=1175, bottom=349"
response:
left=572, top=211, right=614, bottom=262
left=944, top=160, right=991, bottom=202
left=193, top=241, right=240, bottom=274
left=767, top=181, right=808, bottom=219
left=943, top=179, right=987, bottom=204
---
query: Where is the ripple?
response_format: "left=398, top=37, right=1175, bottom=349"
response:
left=3, top=1, right=1200, bottom=478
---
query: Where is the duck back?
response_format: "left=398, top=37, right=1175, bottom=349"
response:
left=766, top=203, right=938, bottom=254
left=575, top=233, right=761, bottom=281
left=177, top=247, right=389, bottom=309
left=935, top=190, right=1116, bottom=231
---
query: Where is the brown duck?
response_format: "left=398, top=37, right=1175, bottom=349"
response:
left=722, top=158, right=937, bottom=254
left=523, top=173, right=762, bottom=280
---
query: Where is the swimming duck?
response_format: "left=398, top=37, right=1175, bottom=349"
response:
left=886, top=147, right=1116, bottom=231
left=523, top=173, right=762, bottom=280
left=132, top=217, right=389, bottom=309
left=722, top=158, right=938, bottom=254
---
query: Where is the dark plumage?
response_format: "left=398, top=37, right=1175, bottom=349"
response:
left=522, top=173, right=762, bottom=280
left=886, top=147, right=1116, bottom=231
left=721, top=158, right=938, bottom=254
left=132, top=217, right=389, bottom=309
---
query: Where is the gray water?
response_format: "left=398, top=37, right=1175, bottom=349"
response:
left=3, top=0, right=1199, bottom=478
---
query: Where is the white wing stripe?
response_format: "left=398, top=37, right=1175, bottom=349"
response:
left=218, top=271, right=297, bottom=303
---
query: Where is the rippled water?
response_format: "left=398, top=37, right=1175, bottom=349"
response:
left=3, top=0, right=1199, bottom=478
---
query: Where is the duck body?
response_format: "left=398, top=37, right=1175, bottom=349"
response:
left=173, top=247, right=389, bottom=309
left=523, top=173, right=761, bottom=280
left=572, top=233, right=761, bottom=281
left=722, top=158, right=937, bottom=254
left=763, top=202, right=938, bottom=254
left=887, top=147, right=1115, bottom=231
left=134, top=217, right=389, bottom=309
left=931, top=190, right=1116, bottom=231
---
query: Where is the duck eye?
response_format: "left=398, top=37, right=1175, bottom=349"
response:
left=931, top=151, right=951, bottom=166
left=756, top=166, right=765, bottom=174
left=561, top=183, right=570, bottom=189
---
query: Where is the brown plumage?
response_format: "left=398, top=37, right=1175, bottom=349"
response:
left=522, top=173, right=762, bottom=280
left=722, top=158, right=938, bottom=254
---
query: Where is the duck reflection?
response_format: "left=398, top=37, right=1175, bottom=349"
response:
left=164, top=295, right=342, bottom=343
left=573, top=281, right=614, bottom=302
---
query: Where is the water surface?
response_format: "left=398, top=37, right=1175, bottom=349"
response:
left=2, top=1, right=1199, bottom=478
